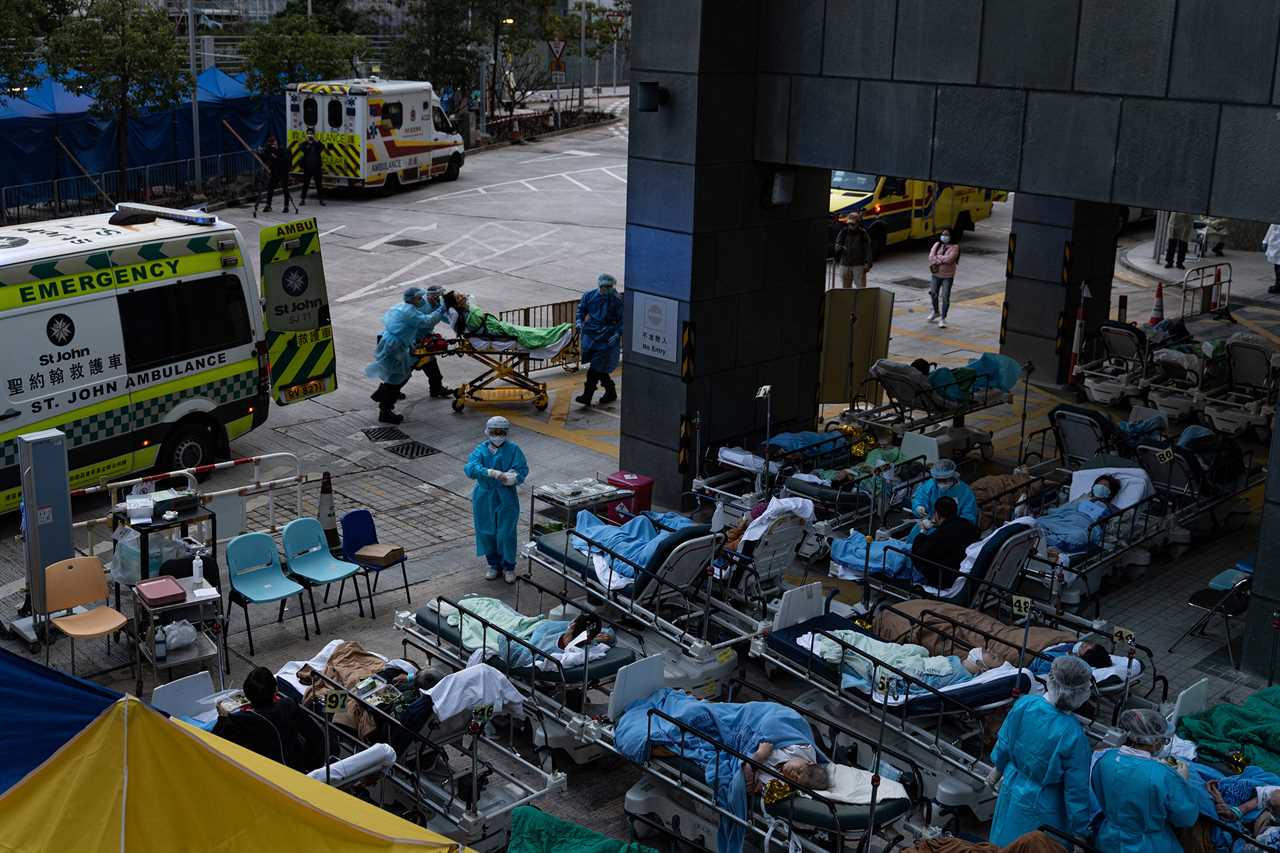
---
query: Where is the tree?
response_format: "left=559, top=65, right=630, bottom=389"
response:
left=1, top=0, right=74, bottom=100
left=240, top=14, right=368, bottom=98
left=46, top=0, right=191, bottom=180
left=544, top=1, right=623, bottom=106
left=386, top=0, right=478, bottom=91
left=279, top=0, right=376, bottom=34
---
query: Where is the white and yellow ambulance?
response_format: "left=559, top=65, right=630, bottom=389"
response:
left=829, top=172, right=1001, bottom=256
left=0, top=204, right=337, bottom=512
left=286, top=78, right=465, bottom=192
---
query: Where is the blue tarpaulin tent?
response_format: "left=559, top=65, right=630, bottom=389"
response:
left=0, top=68, right=284, bottom=189
left=0, top=646, right=120, bottom=794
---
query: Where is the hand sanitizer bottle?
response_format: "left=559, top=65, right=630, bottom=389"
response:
left=191, top=555, right=204, bottom=590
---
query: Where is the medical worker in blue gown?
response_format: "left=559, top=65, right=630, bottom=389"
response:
left=987, top=654, right=1093, bottom=846
left=911, top=458, right=978, bottom=526
left=1091, top=708, right=1199, bottom=853
left=464, top=416, right=528, bottom=583
left=365, top=286, right=448, bottom=424
left=575, top=273, right=623, bottom=407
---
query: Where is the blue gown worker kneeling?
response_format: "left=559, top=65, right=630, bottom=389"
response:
left=912, top=458, right=978, bottom=526
left=576, top=273, right=623, bottom=407
left=465, top=416, right=529, bottom=583
left=365, top=287, right=449, bottom=424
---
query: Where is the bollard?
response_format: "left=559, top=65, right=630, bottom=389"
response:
left=319, top=471, right=340, bottom=550
left=1117, top=293, right=1128, bottom=324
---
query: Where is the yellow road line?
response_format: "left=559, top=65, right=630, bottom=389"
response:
left=1235, top=316, right=1280, bottom=346
left=891, top=326, right=997, bottom=352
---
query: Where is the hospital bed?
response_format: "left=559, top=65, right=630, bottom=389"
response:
left=1145, top=345, right=1226, bottom=422
left=1079, top=321, right=1154, bottom=406
left=784, top=452, right=932, bottom=543
left=417, top=325, right=579, bottom=413
left=694, top=430, right=853, bottom=512
left=843, top=359, right=1015, bottom=461
left=1201, top=333, right=1280, bottom=439
left=525, top=510, right=766, bottom=681
left=275, top=639, right=563, bottom=851
left=757, top=583, right=1127, bottom=822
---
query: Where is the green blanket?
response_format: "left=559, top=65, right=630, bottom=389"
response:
left=464, top=309, right=572, bottom=350
left=1176, top=686, right=1280, bottom=774
left=448, top=597, right=542, bottom=656
left=507, top=806, right=656, bottom=853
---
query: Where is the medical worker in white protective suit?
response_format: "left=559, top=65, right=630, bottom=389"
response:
left=464, top=416, right=528, bottom=583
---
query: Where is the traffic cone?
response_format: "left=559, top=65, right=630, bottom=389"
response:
left=319, top=471, right=340, bottom=550
left=510, top=118, right=523, bottom=144
left=1148, top=281, right=1165, bottom=326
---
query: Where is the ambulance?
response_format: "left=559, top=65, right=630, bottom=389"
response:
left=829, top=172, right=1001, bottom=257
left=286, top=78, right=465, bottom=192
left=0, top=204, right=338, bottom=512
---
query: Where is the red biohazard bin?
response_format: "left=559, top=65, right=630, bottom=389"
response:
left=605, top=471, right=653, bottom=522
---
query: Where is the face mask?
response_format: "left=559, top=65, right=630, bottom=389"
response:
left=940, top=235, right=951, bottom=244
left=937, top=479, right=956, bottom=490
left=1153, top=741, right=1173, bottom=759
left=1091, top=483, right=1111, bottom=499
left=488, top=434, right=507, bottom=447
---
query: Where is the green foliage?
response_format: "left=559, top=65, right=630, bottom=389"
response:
left=1, top=0, right=75, bottom=99
left=240, top=14, right=368, bottom=97
left=46, top=0, right=192, bottom=173
left=279, top=0, right=376, bottom=34
left=386, top=0, right=478, bottom=89
left=545, top=0, right=624, bottom=60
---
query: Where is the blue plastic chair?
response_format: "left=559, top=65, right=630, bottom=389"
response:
left=340, top=509, right=410, bottom=619
left=226, top=532, right=308, bottom=657
left=282, top=518, right=364, bottom=628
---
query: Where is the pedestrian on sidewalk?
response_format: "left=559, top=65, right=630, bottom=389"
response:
left=1165, top=211, right=1193, bottom=269
left=465, top=416, right=528, bottom=584
left=262, top=135, right=293, bottom=213
left=834, top=212, right=873, bottom=288
left=1205, top=216, right=1228, bottom=257
left=1264, top=223, right=1280, bottom=295
left=299, top=129, right=326, bottom=207
left=927, top=229, right=960, bottom=329
left=576, top=273, right=623, bottom=407
left=364, top=287, right=449, bottom=423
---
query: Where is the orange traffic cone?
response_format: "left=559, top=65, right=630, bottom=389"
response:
left=1148, top=281, right=1165, bottom=326
left=510, top=118, right=523, bottom=144
left=319, top=471, right=340, bottom=550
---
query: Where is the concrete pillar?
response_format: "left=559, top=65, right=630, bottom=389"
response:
left=999, top=194, right=1117, bottom=385
left=620, top=0, right=830, bottom=507
left=1244, top=427, right=1280, bottom=680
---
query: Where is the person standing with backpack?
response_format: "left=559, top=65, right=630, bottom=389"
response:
left=834, top=212, right=873, bottom=288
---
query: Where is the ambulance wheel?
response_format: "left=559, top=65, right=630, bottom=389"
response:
left=381, top=174, right=400, bottom=196
left=158, top=423, right=216, bottom=480
left=451, top=398, right=465, bottom=413
left=952, top=212, right=974, bottom=241
left=443, top=155, right=462, bottom=182
left=534, top=394, right=549, bottom=411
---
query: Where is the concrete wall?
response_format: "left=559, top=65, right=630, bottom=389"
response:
left=748, top=0, right=1280, bottom=222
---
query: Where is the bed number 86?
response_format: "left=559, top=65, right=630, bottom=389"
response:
left=324, top=692, right=349, bottom=715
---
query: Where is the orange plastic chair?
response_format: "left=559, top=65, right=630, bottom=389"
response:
left=43, top=557, right=129, bottom=675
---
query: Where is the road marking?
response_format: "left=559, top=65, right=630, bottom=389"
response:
left=519, top=149, right=600, bottom=164
left=890, top=326, right=997, bottom=352
left=319, top=225, right=347, bottom=237
left=1236, top=315, right=1280, bottom=346
left=400, top=228, right=559, bottom=287
left=357, top=223, right=438, bottom=252
left=561, top=174, right=592, bottom=191
left=600, top=167, right=627, bottom=183
left=417, top=164, right=627, bottom=203
left=520, top=180, right=540, bottom=191
left=339, top=254, right=438, bottom=302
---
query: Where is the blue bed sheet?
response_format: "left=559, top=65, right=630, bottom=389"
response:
left=1037, top=499, right=1112, bottom=552
left=568, top=510, right=693, bottom=579
left=1184, top=763, right=1280, bottom=853
left=615, top=688, right=825, bottom=853
left=762, top=431, right=845, bottom=458
left=829, top=529, right=921, bottom=583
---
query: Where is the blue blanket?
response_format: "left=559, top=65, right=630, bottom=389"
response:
left=762, top=431, right=844, bottom=458
left=614, top=689, right=824, bottom=853
left=1186, top=763, right=1280, bottom=853
left=1037, top=499, right=1112, bottom=553
left=568, top=511, right=692, bottom=580
left=829, top=529, right=920, bottom=582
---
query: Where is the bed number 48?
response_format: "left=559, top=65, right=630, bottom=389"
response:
left=323, top=692, right=349, bottom=715
left=1011, top=595, right=1032, bottom=617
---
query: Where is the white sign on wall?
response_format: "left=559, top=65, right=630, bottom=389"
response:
left=631, top=293, right=679, bottom=363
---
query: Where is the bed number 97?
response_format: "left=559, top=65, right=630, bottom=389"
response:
left=324, top=692, right=348, bottom=715
left=1011, top=595, right=1032, bottom=617
left=1111, top=626, right=1135, bottom=645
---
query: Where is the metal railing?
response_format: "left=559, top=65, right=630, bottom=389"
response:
left=496, top=299, right=582, bottom=372
left=1, top=150, right=261, bottom=225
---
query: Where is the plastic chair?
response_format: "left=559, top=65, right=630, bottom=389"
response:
left=226, top=532, right=309, bottom=657
left=282, top=518, right=364, bottom=626
left=150, top=670, right=214, bottom=718
left=340, top=509, right=410, bottom=619
left=43, top=556, right=129, bottom=676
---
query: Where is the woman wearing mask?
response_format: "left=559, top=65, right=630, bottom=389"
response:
left=927, top=229, right=960, bottom=329
left=987, top=655, right=1094, bottom=845
left=464, top=416, right=528, bottom=583
left=1091, top=708, right=1199, bottom=852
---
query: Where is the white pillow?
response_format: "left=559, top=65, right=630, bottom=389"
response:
left=1068, top=467, right=1152, bottom=510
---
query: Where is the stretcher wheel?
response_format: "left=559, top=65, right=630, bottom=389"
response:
left=451, top=398, right=465, bottom=413
left=534, top=394, right=549, bottom=411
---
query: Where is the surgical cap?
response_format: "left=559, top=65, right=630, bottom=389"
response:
left=1118, top=708, right=1172, bottom=743
left=485, top=415, right=510, bottom=433
left=597, top=273, right=617, bottom=288
left=1044, top=654, right=1092, bottom=711
left=426, top=285, right=445, bottom=298
left=403, top=286, right=426, bottom=303
left=930, top=459, right=958, bottom=480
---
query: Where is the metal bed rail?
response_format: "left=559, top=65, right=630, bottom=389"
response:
left=845, top=370, right=1013, bottom=435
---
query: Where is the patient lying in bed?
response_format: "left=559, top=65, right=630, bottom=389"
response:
left=429, top=596, right=616, bottom=670
left=794, top=628, right=979, bottom=694
left=446, top=291, right=573, bottom=349
left=1031, top=473, right=1121, bottom=558
left=614, top=688, right=909, bottom=853
left=569, top=508, right=698, bottom=589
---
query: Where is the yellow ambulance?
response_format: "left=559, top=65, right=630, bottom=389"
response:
left=287, top=78, right=465, bottom=192
left=829, top=172, right=1000, bottom=256
left=0, top=204, right=337, bottom=512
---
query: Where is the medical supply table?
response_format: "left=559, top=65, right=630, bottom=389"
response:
left=132, top=575, right=226, bottom=697
left=110, top=504, right=220, bottom=607
left=529, top=479, right=634, bottom=546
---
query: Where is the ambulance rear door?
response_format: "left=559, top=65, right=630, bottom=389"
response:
left=260, top=217, right=338, bottom=405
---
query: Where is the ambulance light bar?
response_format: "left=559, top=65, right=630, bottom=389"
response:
left=113, top=203, right=217, bottom=227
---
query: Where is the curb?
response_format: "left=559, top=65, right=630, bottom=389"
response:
left=1116, top=245, right=1165, bottom=287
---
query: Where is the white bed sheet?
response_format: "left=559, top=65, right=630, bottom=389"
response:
left=717, top=446, right=778, bottom=474
left=1068, top=467, right=1152, bottom=509
left=465, top=327, right=573, bottom=360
